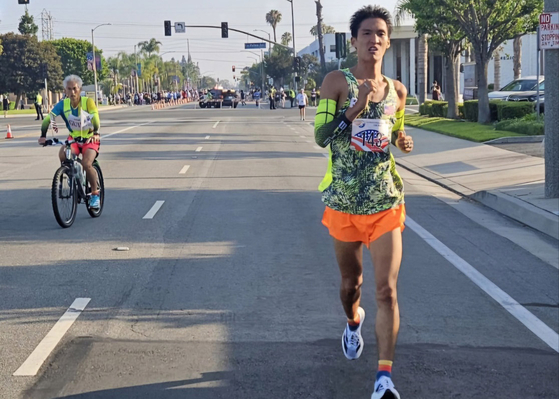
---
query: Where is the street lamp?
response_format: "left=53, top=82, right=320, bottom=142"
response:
left=253, top=29, right=271, bottom=55
left=286, top=0, right=297, bottom=90
left=91, top=23, right=111, bottom=107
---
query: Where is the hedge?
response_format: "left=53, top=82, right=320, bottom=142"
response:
left=496, top=102, right=535, bottom=121
left=495, top=118, right=544, bottom=135
left=464, top=100, right=478, bottom=122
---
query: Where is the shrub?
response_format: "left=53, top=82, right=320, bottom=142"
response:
left=495, top=119, right=544, bottom=135
left=430, top=101, right=448, bottom=117
left=458, top=104, right=465, bottom=119
left=489, top=100, right=501, bottom=121
left=424, top=102, right=434, bottom=117
left=464, top=100, right=478, bottom=122
left=496, top=102, right=535, bottom=121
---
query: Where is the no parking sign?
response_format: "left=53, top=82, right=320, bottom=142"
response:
left=540, top=12, right=559, bottom=49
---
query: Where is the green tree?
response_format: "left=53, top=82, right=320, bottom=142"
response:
left=281, top=32, right=292, bottom=46
left=264, top=45, right=292, bottom=86
left=439, top=0, right=543, bottom=123
left=310, top=24, right=335, bottom=37
left=200, top=76, right=217, bottom=89
left=0, top=33, right=62, bottom=106
left=265, top=10, right=282, bottom=45
left=51, top=38, right=109, bottom=85
left=18, top=10, right=38, bottom=36
left=137, top=38, right=162, bottom=57
left=396, top=0, right=466, bottom=119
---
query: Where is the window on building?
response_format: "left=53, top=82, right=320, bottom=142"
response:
left=330, top=45, right=336, bottom=53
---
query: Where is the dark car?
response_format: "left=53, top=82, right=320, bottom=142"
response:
left=222, top=90, right=239, bottom=108
left=506, top=90, right=545, bottom=113
left=199, top=89, right=224, bottom=108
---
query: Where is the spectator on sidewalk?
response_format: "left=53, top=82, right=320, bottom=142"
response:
left=311, top=88, right=317, bottom=106
left=35, top=92, right=44, bottom=120
left=3, top=95, right=10, bottom=118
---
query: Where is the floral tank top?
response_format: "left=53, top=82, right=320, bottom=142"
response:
left=319, top=69, right=405, bottom=215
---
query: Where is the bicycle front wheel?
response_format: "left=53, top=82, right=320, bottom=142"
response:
left=51, top=166, right=77, bottom=228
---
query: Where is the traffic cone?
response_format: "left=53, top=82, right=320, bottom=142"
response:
left=5, top=125, right=13, bottom=139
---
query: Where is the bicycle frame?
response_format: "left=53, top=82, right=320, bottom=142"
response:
left=50, top=138, right=89, bottom=203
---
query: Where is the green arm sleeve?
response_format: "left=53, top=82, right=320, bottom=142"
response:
left=40, top=114, right=51, bottom=137
left=314, top=99, right=351, bottom=148
left=391, top=109, right=405, bottom=146
left=86, top=98, right=100, bottom=132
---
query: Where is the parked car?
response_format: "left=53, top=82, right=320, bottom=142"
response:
left=222, top=90, right=239, bottom=108
left=507, top=91, right=545, bottom=113
left=488, top=76, right=544, bottom=100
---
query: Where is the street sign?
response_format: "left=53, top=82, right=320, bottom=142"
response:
left=175, top=22, right=186, bottom=33
left=540, top=12, right=559, bottom=49
left=245, top=43, right=266, bottom=49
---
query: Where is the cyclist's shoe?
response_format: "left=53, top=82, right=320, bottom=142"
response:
left=371, top=376, right=400, bottom=399
left=342, top=307, right=365, bottom=360
left=89, top=194, right=100, bottom=209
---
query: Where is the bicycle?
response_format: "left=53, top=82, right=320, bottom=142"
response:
left=43, top=138, right=105, bottom=228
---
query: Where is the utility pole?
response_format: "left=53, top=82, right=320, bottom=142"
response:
left=134, top=45, right=139, bottom=94
left=41, top=9, right=54, bottom=41
left=287, top=0, right=297, bottom=90
left=544, top=0, right=558, bottom=197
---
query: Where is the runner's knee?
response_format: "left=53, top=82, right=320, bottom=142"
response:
left=376, top=284, right=397, bottom=309
left=341, top=274, right=363, bottom=296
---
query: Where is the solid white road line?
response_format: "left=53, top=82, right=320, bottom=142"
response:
left=213, top=121, right=220, bottom=129
left=179, top=165, right=190, bottom=174
left=13, top=298, right=91, bottom=376
left=143, top=201, right=165, bottom=219
left=195, top=147, right=203, bottom=152
left=205, top=135, right=210, bottom=139
left=102, top=122, right=152, bottom=139
left=406, top=216, right=559, bottom=353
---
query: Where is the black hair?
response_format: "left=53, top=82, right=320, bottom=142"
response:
left=350, top=5, right=393, bottom=38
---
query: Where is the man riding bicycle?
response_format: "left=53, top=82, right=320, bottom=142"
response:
left=38, top=75, right=101, bottom=208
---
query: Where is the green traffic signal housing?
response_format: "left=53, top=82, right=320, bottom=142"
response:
left=335, top=32, right=347, bottom=59
left=221, top=22, right=228, bottom=38
left=164, top=20, right=172, bottom=36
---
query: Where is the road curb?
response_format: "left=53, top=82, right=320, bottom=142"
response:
left=484, top=135, right=544, bottom=144
left=470, top=190, right=559, bottom=240
left=396, top=159, right=558, bottom=240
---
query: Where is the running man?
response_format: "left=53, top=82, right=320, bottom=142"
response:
left=296, top=89, right=308, bottom=121
left=314, top=6, right=414, bottom=399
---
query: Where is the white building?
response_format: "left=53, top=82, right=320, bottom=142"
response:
left=298, top=27, right=543, bottom=97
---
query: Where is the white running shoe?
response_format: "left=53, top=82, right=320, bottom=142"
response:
left=341, top=307, right=365, bottom=360
left=371, top=376, right=400, bottom=399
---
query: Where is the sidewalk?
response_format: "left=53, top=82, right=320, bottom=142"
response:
left=398, top=126, right=559, bottom=240
left=2, top=104, right=130, bottom=119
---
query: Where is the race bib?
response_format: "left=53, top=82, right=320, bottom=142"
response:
left=350, top=118, right=390, bottom=153
left=67, top=110, right=92, bottom=131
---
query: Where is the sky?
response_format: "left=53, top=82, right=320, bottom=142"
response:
left=0, top=0, right=410, bottom=83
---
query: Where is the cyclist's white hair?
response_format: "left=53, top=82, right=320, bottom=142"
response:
left=63, top=75, right=83, bottom=89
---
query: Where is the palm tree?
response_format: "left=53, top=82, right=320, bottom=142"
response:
left=138, top=38, right=162, bottom=57
left=310, top=24, right=335, bottom=38
left=281, top=32, right=292, bottom=46
left=265, top=10, right=282, bottom=46
left=513, top=36, right=522, bottom=80
left=493, top=46, right=503, bottom=91
left=315, top=0, right=326, bottom=72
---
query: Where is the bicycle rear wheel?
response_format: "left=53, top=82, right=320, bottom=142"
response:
left=86, top=161, right=104, bottom=218
left=52, top=166, right=77, bottom=228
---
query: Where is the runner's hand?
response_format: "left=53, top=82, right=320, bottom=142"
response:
left=87, top=134, right=100, bottom=144
left=396, top=131, right=413, bottom=153
left=355, top=79, right=377, bottom=109
left=38, top=137, right=46, bottom=146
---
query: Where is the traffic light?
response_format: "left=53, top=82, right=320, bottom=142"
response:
left=18, top=0, right=30, bottom=4
left=293, top=56, right=301, bottom=72
left=164, top=20, right=172, bottom=36
left=232, top=65, right=235, bottom=72
left=221, top=22, right=228, bottom=38
left=335, top=32, right=347, bottom=59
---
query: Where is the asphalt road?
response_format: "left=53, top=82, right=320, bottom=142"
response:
left=0, top=103, right=557, bottom=399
